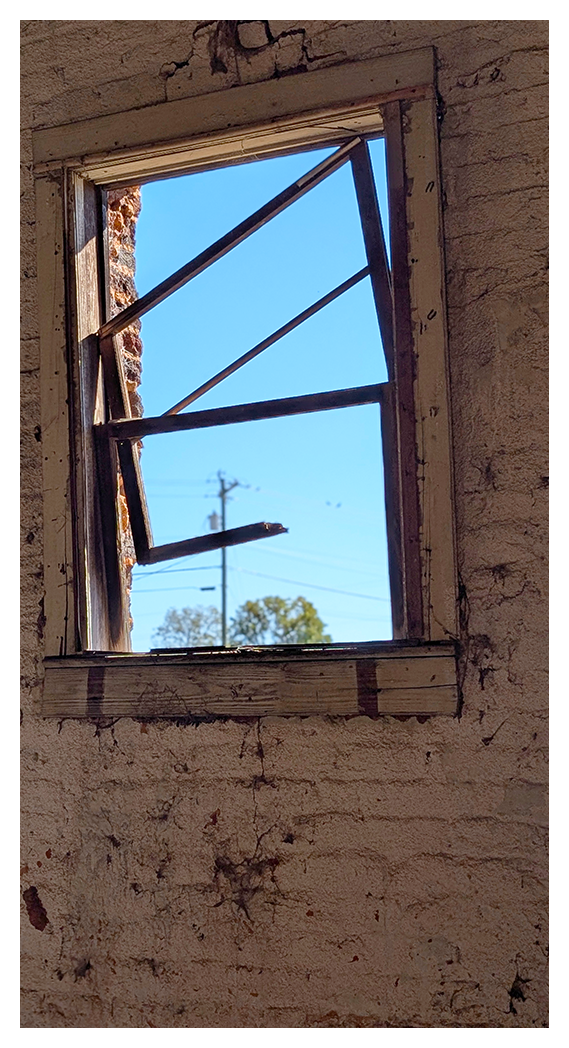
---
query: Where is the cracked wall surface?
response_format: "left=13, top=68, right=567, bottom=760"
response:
left=21, top=20, right=548, bottom=1028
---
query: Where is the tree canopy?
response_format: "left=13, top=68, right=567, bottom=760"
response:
left=230, top=596, right=331, bottom=645
left=152, top=596, right=331, bottom=648
left=152, top=605, right=222, bottom=648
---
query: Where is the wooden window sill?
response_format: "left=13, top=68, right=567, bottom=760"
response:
left=42, top=641, right=458, bottom=719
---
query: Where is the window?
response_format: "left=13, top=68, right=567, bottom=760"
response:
left=123, top=140, right=394, bottom=653
left=35, top=47, right=459, bottom=718
left=106, top=137, right=392, bottom=644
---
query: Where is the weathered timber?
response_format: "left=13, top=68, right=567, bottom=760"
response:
left=98, top=335, right=131, bottom=421
left=384, top=100, right=424, bottom=639
left=350, top=141, right=394, bottom=373
left=99, top=138, right=362, bottom=338
left=116, top=440, right=153, bottom=561
left=379, top=383, right=405, bottom=639
left=42, top=650, right=457, bottom=718
left=165, top=267, right=371, bottom=415
left=139, top=522, right=288, bottom=566
left=110, top=641, right=455, bottom=661
left=105, top=384, right=386, bottom=441
left=402, top=96, right=458, bottom=641
left=32, top=48, right=435, bottom=172
left=70, top=177, right=131, bottom=650
left=92, top=427, right=129, bottom=646
left=98, top=332, right=153, bottom=562
left=37, top=172, right=76, bottom=656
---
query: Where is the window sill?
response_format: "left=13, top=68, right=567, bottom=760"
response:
left=42, top=641, right=458, bottom=719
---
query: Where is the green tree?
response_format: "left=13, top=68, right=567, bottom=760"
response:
left=153, top=596, right=332, bottom=647
left=229, top=596, right=332, bottom=645
left=152, top=605, right=222, bottom=648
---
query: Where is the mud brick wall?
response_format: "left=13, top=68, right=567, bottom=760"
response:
left=106, top=186, right=143, bottom=419
left=106, top=186, right=143, bottom=610
left=21, top=21, right=548, bottom=1028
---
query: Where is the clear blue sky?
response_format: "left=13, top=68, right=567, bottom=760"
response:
left=129, top=138, right=392, bottom=650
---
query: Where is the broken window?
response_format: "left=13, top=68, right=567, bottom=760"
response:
left=36, top=50, right=460, bottom=716
left=99, top=135, right=401, bottom=650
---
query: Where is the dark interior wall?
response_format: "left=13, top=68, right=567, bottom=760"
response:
left=21, top=20, right=548, bottom=1028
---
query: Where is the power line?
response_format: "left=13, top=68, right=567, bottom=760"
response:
left=132, top=564, right=219, bottom=579
left=132, top=543, right=384, bottom=578
left=133, top=568, right=389, bottom=602
left=229, top=566, right=390, bottom=602
left=254, top=543, right=384, bottom=577
left=134, top=584, right=218, bottom=594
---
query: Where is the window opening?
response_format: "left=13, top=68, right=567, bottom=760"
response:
left=97, top=136, right=396, bottom=650
left=39, top=59, right=460, bottom=717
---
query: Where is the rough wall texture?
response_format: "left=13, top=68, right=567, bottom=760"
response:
left=106, top=186, right=143, bottom=610
left=21, top=20, right=548, bottom=1028
left=106, top=186, right=143, bottom=419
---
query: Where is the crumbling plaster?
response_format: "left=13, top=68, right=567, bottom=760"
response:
left=21, top=20, right=548, bottom=1028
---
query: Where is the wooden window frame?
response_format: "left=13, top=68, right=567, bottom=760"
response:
left=34, top=46, right=459, bottom=719
left=95, top=136, right=393, bottom=579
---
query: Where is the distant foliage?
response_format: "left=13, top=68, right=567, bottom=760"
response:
left=152, top=605, right=222, bottom=648
left=152, top=596, right=332, bottom=648
left=230, top=596, right=332, bottom=645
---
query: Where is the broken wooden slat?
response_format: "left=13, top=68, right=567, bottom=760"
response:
left=42, top=650, right=457, bottom=718
left=138, top=522, right=288, bottom=566
left=99, top=137, right=363, bottom=339
left=164, top=267, right=371, bottom=415
left=98, top=334, right=131, bottom=420
left=105, top=383, right=386, bottom=441
left=116, top=440, right=153, bottom=561
left=350, top=140, right=394, bottom=374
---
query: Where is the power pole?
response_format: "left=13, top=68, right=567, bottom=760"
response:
left=208, top=471, right=249, bottom=644
left=217, top=471, right=239, bottom=646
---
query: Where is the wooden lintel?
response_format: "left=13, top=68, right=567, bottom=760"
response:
left=41, top=649, right=458, bottom=718
left=32, top=49, right=435, bottom=170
